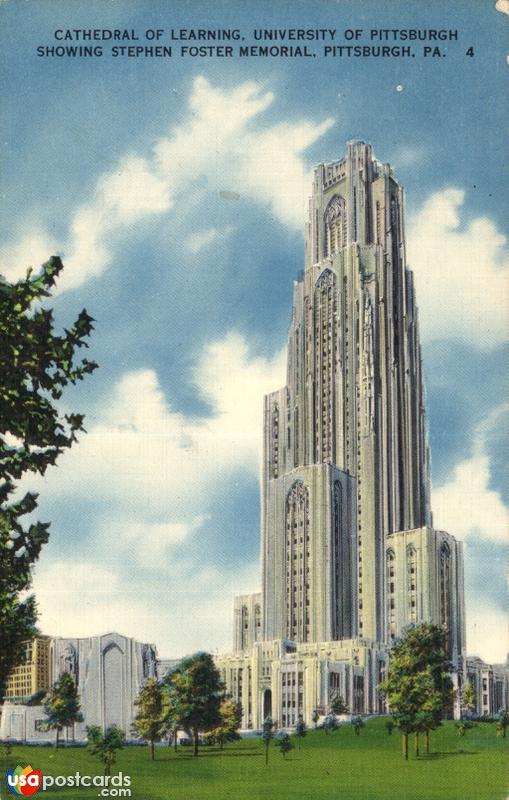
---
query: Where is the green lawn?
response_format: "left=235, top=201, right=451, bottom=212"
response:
left=1, top=719, right=507, bottom=800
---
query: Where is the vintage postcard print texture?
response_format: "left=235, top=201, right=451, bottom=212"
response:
left=0, top=1, right=507, bottom=799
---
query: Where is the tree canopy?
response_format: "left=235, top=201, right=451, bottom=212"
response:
left=381, top=623, right=453, bottom=759
left=87, top=725, right=126, bottom=775
left=132, top=678, right=166, bottom=760
left=163, top=653, right=224, bottom=756
left=43, top=671, right=83, bottom=748
left=261, top=716, right=275, bottom=765
left=277, top=732, right=293, bottom=759
left=207, top=698, right=242, bottom=748
left=0, top=257, right=97, bottom=700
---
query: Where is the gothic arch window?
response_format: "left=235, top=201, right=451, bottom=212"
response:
left=314, top=269, right=338, bottom=464
left=333, top=481, right=343, bottom=638
left=241, top=605, right=249, bottom=650
left=271, top=403, right=279, bottom=478
left=407, top=546, right=417, bottom=624
left=254, top=604, right=261, bottom=640
left=440, top=542, right=452, bottom=654
left=386, top=549, right=396, bottom=641
left=324, top=195, right=347, bottom=257
left=285, top=480, right=310, bottom=642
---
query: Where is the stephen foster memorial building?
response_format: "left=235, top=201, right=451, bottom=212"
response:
left=1, top=142, right=506, bottom=742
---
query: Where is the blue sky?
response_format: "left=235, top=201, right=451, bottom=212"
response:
left=1, top=0, right=508, bottom=662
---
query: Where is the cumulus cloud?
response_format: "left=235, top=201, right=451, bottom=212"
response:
left=28, top=332, right=285, bottom=654
left=98, top=517, right=206, bottom=569
left=30, top=332, right=285, bottom=513
left=0, top=229, right=59, bottom=281
left=466, top=599, right=508, bottom=664
left=431, top=406, right=508, bottom=663
left=34, top=556, right=260, bottom=657
left=432, top=449, right=508, bottom=545
left=495, top=0, right=509, bottom=18
left=431, top=404, right=509, bottom=544
left=0, top=76, right=333, bottom=291
left=407, top=188, right=509, bottom=347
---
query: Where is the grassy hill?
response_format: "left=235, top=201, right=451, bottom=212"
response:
left=1, top=718, right=506, bottom=800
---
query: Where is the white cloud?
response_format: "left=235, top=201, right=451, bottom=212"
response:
left=495, top=0, right=509, bottom=19
left=34, top=556, right=259, bottom=657
left=186, top=225, right=234, bottom=254
left=432, top=450, right=508, bottom=545
left=466, top=599, right=508, bottom=664
left=28, top=332, right=285, bottom=653
left=98, top=155, right=172, bottom=225
left=431, top=406, right=508, bottom=663
left=0, top=230, right=59, bottom=281
left=407, top=188, right=509, bottom=347
left=0, top=77, right=333, bottom=291
left=98, top=517, right=206, bottom=569
left=27, top=332, right=285, bottom=512
left=431, top=405, right=509, bottom=545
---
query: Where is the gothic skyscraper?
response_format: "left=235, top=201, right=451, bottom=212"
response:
left=219, top=142, right=466, bottom=729
left=262, top=140, right=432, bottom=645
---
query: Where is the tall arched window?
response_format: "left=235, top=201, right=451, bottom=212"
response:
left=285, top=481, right=310, bottom=642
left=314, top=269, right=338, bottom=464
left=294, top=407, right=299, bottom=467
left=332, top=481, right=343, bottom=638
left=271, top=403, right=279, bottom=478
left=254, top=604, right=261, bottom=641
left=324, top=195, right=347, bottom=257
left=440, top=542, right=452, bottom=654
left=240, top=605, right=249, bottom=650
left=386, top=549, right=396, bottom=641
left=407, top=546, right=417, bottom=624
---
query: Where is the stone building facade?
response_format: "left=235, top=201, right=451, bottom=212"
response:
left=216, top=141, right=470, bottom=728
left=463, top=656, right=508, bottom=717
left=0, top=633, right=157, bottom=743
left=3, top=636, right=52, bottom=702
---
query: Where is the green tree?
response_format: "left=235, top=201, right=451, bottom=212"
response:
left=261, top=716, right=274, bottom=766
left=207, top=698, right=242, bottom=749
left=294, top=717, right=307, bottom=749
left=0, top=257, right=96, bottom=700
left=462, top=682, right=475, bottom=718
left=381, top=668, right=439, bottom=759
left=161, top=683, right=179, bottom=753
left=164, top=653, right=223, bottom=757
left=330, top=695, right=347, bottom=715
left=380, top=624, right=453, bottom=759
left=277, top=732, right=293, bottom=759
left=415, top=682, right=445, bottom=755
left=132, top=678, right=166, bottom=760
left=43, top=672, right=83, bottom=748
left=87, top=725, right=125, bottom=775
left=352, top=716, right=364, bottom=736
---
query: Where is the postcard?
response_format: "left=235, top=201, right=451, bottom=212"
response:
left=0, top=2, right=507, bottom=799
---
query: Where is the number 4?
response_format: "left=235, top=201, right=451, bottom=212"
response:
left=465, top=47, right=474, bottom=57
